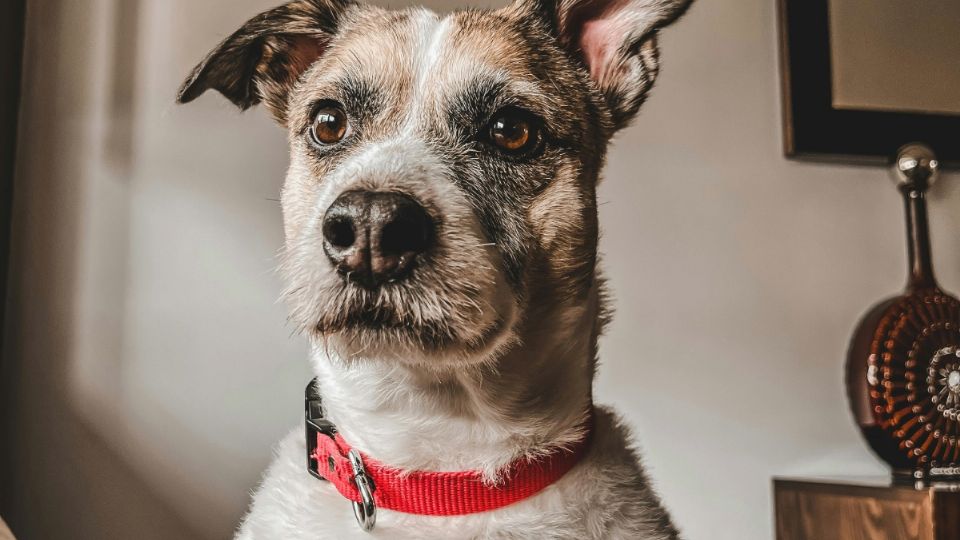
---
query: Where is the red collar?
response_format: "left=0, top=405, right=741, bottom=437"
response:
left=305, top=380, right=592, bottom=530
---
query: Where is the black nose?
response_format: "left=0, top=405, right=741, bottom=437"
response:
left=322, top=191, right=434, bottom=288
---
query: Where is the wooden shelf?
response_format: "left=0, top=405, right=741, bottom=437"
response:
left=774, top=477, right=960, bottom=540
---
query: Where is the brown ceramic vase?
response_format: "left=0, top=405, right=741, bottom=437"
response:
left=847, top=144, right=960, bottom=479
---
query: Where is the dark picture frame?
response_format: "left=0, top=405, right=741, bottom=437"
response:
left=777, top=0, right=960, bottom=167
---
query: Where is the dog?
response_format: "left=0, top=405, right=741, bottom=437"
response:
left=178, top=0, right=692, bottom=537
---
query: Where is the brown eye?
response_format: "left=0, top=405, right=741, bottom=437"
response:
left=311, top=105, right=348, bottom=145
left=488, top=109, right=540, bottom=154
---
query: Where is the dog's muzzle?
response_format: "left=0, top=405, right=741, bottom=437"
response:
left=322, top=190, right=434, bottom=289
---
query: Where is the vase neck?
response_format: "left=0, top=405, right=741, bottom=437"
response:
left=901, top=183, right=937, bottom=291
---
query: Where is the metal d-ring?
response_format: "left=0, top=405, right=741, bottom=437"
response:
left=348, top=449, right=377, bottom=531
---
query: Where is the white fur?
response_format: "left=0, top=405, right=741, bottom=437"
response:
left=403, top=13, right=451, bottom=137
left=237, top=275, right=678, bottom=539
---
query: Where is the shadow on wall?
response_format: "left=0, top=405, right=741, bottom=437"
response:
left=3, top=0, right=202, bottom=538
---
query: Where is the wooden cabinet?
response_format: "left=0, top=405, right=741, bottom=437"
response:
left=774, top=477, right=960, bottom=540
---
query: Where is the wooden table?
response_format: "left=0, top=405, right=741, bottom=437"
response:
left=774, top=477, right=960, bottom=540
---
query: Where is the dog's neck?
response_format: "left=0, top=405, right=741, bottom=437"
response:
left=310, top=285, right=600, bottom=479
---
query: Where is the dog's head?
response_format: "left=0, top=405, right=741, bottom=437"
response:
left=178, top=0, right=691, bottom=365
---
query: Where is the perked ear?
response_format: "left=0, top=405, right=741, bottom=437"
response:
left=177, top=0, right=356, bottom=124
left=520, top=0, right=692, bottom=130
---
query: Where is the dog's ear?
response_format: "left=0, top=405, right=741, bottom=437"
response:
left=177, top=0, right=356, bottom=124
left=516, top=0, right=692, bottom=130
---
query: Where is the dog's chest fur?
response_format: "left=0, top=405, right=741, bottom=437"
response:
left=237, top=406, right=676, bottom=540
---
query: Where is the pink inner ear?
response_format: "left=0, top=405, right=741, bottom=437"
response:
left=574, top=0, right=632, bottom=82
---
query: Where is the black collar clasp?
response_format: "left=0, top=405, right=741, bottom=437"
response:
left=305, top=377, right=338, bottom=480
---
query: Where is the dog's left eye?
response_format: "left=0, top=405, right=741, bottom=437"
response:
left=487, top=108, right=541, bottom=155
left=310, top=104, right=349, bottom=145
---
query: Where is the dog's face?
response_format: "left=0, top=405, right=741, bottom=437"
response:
left=179, top=0, right=690, bottom=365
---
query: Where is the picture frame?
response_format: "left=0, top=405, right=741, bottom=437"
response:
left=777, top=0, right=960, bottom=167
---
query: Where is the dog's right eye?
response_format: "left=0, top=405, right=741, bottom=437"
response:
left=310, top=104, right=349, bottom=145
left=486, top=107, right=543, bottom=156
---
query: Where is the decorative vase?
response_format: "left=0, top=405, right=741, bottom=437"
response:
left=846, top=143, right=960, bottom=479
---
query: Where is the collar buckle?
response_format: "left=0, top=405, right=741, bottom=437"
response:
left=305, top=378, right=378, bottom=531
left=305, top=378, right=337, bottom=480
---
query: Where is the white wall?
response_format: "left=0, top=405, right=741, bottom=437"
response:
left=6, top=0, right=960, bottom=539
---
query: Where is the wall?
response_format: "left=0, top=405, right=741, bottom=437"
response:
left=5, top=0, right=959, bottom=539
